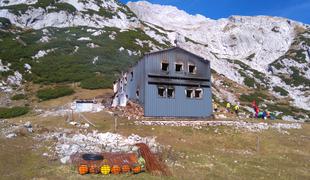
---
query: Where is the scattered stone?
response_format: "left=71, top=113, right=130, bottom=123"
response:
left=134, top=120, right=302, bottom=133
left=37, top=131, right=161, bottom=164
left=5, top=133, right=17, bottom=138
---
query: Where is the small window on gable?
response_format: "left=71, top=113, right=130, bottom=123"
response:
left=158, top=86, right=166, bottom=97
left=167, top=87, right=175, bottom=98
left=161, top=62, right=169, bottom=71
left=175, top=63, right=183, bottom=72
left=186, top=89, right=193, bottom=98
left=189, top=64, right=197, bottom=74
left=195, top=88, right=203, bottom=99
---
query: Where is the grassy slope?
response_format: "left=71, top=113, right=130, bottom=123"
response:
left=0, top=90, right=309, bottom=179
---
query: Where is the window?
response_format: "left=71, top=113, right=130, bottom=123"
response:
left=167, top=87, right=175, bottom=98
left=188, top=64, right=196, bottom=74
left=158, top=86, right=166, bottom=97
left=175, top=63, right=183, bottom=72
left=161, top=62, right=169, bottom=71
left=131, top=71, right=133, bottom=81
left=194, top=89, right=203, bottom=99
left=186, top=89, right=193, bottom=98
left=186, top=88, right=203, bottom=99
left=136, top=89, right=139, bottom=98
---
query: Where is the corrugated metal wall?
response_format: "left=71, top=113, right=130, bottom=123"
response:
left=143, top=48, right=212, bottom=117
left=125, top=59, right=145, bottom=104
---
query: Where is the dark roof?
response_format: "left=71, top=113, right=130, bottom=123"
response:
left=144, top=46, right=210, bottom=64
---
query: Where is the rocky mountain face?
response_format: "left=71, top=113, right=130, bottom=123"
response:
left=0, top=0, right=309, bottom=120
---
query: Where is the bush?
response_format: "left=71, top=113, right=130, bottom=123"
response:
left=80, top=76, right=114, bottom=89
left=11, top=94, right=27, bottom=100
left=273, top=86, right=289, bottom=96
left=0, top=107, right=29, bottom=118
left=36, top=86, right=74, bottom=101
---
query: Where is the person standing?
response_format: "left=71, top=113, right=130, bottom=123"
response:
left=226, top=102, right=231, bottom=113
left=234, top=104, right=239, bottom=116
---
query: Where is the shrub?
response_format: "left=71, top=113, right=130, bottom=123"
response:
left=11, top=94, right=27, bottom=100
left=0, top=107, right=29, bottom=118
left=273, top=86, right=289, bottom=96
left=80, top=76, right=114, bottom=89
left=36, top=86, right=74, bottom=101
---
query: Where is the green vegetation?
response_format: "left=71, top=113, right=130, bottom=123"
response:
left=0, top=107, right=29, bottom=118
left=36, top=86, right=74, bottom=101
left=246, top=53, right=255, bottom=61
left=49, top=3, right=77, bottom=13
left=11, top=94, right=27, bottom=100
left=0, top=4, right=29, bottom=16
left=273, top=86, right=288, bottom=96
left=0, top=17, right=11, bottom=29
left=185, top=37, right=208, bottom=47
left=80, top=76, right=114, bottom=89
left=239, top=91, right=269, bottom=105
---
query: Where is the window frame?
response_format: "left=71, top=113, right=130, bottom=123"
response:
left=185, top=89, right=194, bottom=99
left=161, top=61, right=169, bottom=72
left=188, top=64, right=197, bottom=74
left=167, top=86, right=175, bottom=99
left=157, top=86, right=166, bottom=98
left=194, top=88, right=203, bottom=99
left=175, top=62, right=184, bottom=72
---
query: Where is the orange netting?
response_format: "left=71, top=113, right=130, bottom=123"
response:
left=136, top=143, right=171, bottom=176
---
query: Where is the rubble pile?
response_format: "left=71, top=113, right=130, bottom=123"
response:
left=109, top=101, right=144, bottom=119
left=39, top=131, right=160, bottom=164
left=123, top=101, right=144, bottom=119
left=134, top=120, right=302, bottom=132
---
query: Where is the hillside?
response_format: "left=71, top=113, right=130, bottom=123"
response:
left=0, top=0, right=309, bottom=120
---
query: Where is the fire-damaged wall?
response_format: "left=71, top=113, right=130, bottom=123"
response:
left=114, top=47, right=212, bottom=117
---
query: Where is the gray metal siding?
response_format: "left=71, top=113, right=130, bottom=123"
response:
left=144, top=85, right=212, bottom=117
left=143, top=48, right=212, bottom=117
left=126, top=59, right=145, bottom=104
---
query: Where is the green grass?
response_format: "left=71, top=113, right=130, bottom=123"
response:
left=80, top=76, right=114, bottom=89
left=36, top=86, right=75, bottom=101
left=0, top=107, right=29, bottom=118
left=11, top=94, right=27, bottom=100
left=273, top=86, right=288, bottom=96
left=239, top=91, right=269, bottom=105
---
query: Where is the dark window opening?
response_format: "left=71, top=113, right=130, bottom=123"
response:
left=131, top=71, right=133, bottom=81
left=175, top=63, right=183, bottom=72
left=161, top=62, right=169, bottom=71
left=186, top=89, right=193, bottom=98
left=167, top=87, right=175, bottom=98
left=195, top=89, right=203, bottom=99
left=136, top=89, right=139, bottom=98
left=189, top=65, right=196, bottom=74
left=158, top=87, right=166, bottom=97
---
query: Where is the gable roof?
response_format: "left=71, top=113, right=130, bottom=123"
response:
left=144, top=46, right=210, bottom=64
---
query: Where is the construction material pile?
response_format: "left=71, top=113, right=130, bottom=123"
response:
left=136, top=143, right=171, bottom=176
left=135, top=120, right=302, bottom=133
left=38, top=131, right=160, bottom=164
left=109, top=101, right=144, bottom=120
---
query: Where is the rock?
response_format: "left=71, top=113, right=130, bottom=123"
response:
left=5, top=133, right=17, bottom=138
left=60, top=156, right=70, bottom=164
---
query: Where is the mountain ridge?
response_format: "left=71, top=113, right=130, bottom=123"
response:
left=0, top=0, right=309, bottom=120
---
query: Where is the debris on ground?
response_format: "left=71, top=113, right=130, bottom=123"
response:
left=136, top=143, right=171, bottom=176
left=0, top=120, right=34, bottom=138
left=37, top=131, right=160, bottom=164
left=134, top=120, right=302, bottom=133
left=108, top=101, right=144, bottom=120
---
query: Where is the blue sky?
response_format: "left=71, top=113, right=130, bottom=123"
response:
left=120, top=0, right=310, bottom=24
